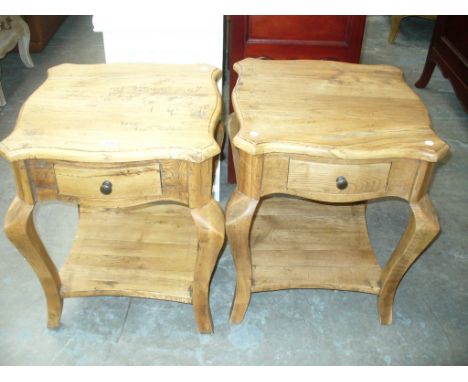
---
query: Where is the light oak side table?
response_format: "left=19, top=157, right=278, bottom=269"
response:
left=0, top=63, right=225, bottom=333
left=226, top=58, right=449, bottom=325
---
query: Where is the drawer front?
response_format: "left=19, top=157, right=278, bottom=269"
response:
left=54, top=163, right=162, bottom=203
left=287, top=160, right=390, bottom=195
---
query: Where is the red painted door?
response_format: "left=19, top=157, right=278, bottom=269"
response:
left=227, top=15, right=367, bottom=183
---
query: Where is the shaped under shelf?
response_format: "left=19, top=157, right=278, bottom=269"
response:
left=60, top=203, right=198, bottom=303
left=250, top=196, right=382, bottom=294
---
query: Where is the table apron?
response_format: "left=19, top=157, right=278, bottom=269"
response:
left=15, top=158, right=215, bottom=208
left=257, top=153, right=424, bottom=203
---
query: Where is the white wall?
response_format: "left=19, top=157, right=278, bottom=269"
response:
left=92, top=14, right=224, bottom=200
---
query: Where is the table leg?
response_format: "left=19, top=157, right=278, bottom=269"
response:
left=4, top=197, right=63, bottom=328
left=17, top=17, right=34, bottom=68
left=226, top=190, right=259, bottom=323
left=378, top=195, right=440, bottom=324
left=388, top=15, right=405, bottom=43
left=190, top=199, right=225, bottom=333
left=415, top=58, right=436, bottom=88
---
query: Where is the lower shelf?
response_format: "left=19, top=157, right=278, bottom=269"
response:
left=60, top=203, right=198, bottom=303
left=250, top=196, right=382, bottom=294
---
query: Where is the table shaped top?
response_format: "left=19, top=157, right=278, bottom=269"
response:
left=0, top=63, right=222, bottom=163
left=232, top=59, right=448, bottom=162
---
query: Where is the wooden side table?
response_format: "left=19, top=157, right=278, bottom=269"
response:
left=227, top=15, right=367, bottom=183
left=0, top=63, right=225, bottom=333
left=226, top=58, right=449, bottom=325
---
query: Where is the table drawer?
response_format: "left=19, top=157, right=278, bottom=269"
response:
left=54, top=163, right=162, bottom=203
left=287, top=160, right=390, bottom=195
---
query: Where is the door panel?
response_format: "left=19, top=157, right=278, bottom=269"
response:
left=227, top=15, right=367, bottom=183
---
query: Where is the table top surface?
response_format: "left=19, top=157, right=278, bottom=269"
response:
left=0, top=63, right=222, bottom=163
left=232, top=58, right=449, bottom=162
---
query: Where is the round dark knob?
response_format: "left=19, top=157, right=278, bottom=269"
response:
left=100, top=180, right=113, bottom=195
left=336, top=176, right=348, bottom=190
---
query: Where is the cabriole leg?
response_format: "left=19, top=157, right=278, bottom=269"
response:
left=415, top=59, right=436, bottom=88
left=17, top=20, right=34, bottom=68
left=4, top=197, right=63, bottom=327
left=226, top=190, right=259, bottom=324
left=191, top=199, right=225, bottom=333
left=378, top=195, right=440, bottom=324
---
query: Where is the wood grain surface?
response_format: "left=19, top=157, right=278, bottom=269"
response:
left=60, top=203, right=198, bottom=303
left=4, top=197, right=63, bottom=327
left=0, top=63, right=222, bottom=163
left=231, top=59, right=449, bottom=162
left=250, top=196, right=381, bottom=294
left=54, top=162, right=162, bottom=202
left=287, top=160, right=390, bottom=195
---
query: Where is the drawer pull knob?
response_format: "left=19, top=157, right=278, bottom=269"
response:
left=336, top=176, right=348, bottom=190
left=100, top=180, right=113, bottom=195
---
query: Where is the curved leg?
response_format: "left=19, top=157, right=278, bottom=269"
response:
left=190, top=199, right=225, bottom=334
left=415, top=58, right=436, bottom=88
left=226, top=190, right=259, bottom=324
left=4, top=197, right=63, bottom=327
left=17, top=16, right=34, bottom=68
left=378, top=195, right=440, bottom=324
